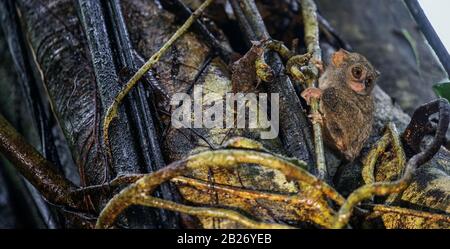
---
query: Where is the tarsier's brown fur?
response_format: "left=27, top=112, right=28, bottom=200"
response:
left=302, top=49, right=380, bottom=161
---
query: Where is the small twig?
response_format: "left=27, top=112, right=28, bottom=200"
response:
left=102, top=0, right=214, bottom=160
left=96, top=147, right=344, bottom=228
left=332, top=99, right=450, bottom=229
left=389, top=123, right=407, bottom=169
left=174, top=177, right=292, bottom=202
left=299, top=0, right=327, bottom=180
left=383, top=123, right=408, bottom=204
left=187, top=128, right=218, bottom=150
left=186, top=51, right=215, bottom=95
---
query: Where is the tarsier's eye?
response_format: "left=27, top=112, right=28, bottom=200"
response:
left=352, top=66, right=363, bottom=79
left=365, top=77, right=373, bottom=86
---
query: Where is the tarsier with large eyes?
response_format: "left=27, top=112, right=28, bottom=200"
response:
left=301, top=49, right=380, bottom=161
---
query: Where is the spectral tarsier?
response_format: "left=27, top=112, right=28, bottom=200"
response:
left=301, top=49, right=380, bottom=161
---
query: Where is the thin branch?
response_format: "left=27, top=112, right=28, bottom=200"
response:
left=233, top=0, right=269, bottom=39
left=132, top=50, right=169, bottom=99
left=134, top=196, right=294, bottom=229
left=0, top=114, right=80, bottom=209
left=300, top=0, right=327, bottom=181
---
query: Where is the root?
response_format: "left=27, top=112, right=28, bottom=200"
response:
left=95, top=142, right=344, bottom=228
left=134, top=196, right=294, bottom=229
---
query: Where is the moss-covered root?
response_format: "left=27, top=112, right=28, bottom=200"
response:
left=135, top=196, right=294, bottom=229
left=96, top=148, right=344, bottom=228
left=172, top=176, right=336, bottom=228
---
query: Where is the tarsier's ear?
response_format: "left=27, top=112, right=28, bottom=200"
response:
left=331, top=49, right=350, bottom=67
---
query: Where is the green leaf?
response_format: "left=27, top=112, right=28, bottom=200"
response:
left=433, top=82, right=450, bottom=102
